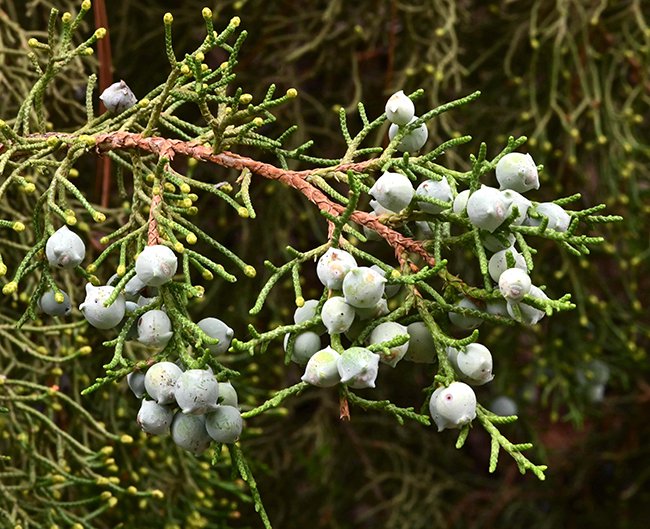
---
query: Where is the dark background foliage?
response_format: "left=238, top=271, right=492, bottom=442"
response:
left=1, top=1, right=649, bottom=528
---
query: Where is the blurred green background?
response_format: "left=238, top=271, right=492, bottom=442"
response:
left=1, top=1, right=649, bottom=528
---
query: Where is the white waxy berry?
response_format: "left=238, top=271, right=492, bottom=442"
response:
left=99, top=80, right=137, bottom=113
left=466, top=185, right=508, bottom=232
left=370, top=265, right=401, bottom=298
left=342, top=267, right=386, bottom=309
left=39, top=289, right=71, bottom=317
left=137, top=309, right=173, bottom=348
left=321, top=296, right=355, bottom=335
left=144, top=361, right=182, bottom=405
left=354, top=297, right=389, bottom=320
left=501, top=189, right=531, bottom=225
left=369, top=199, right=396, bottom=216
left=174, top=369, right=219, bottom=415
left=495, top=152, right=539, bottom=193
left=404, top=322, right=435, bottom=363
left=488, top=247, right=527, bottom=282
left=455, top=343, right=494, bottom=385
left=127, top=371, right=146, bottom=398
left=416, top=178, right=453, bottom=214
left=45, top=226, right=86, bottom=269
left=448, top=297, right=483, bottom=330
left=369, top=172, right=414, bottom=212
left=388, top=117, right=429, bottom=152
left=301, top=346, right=341, bottom=387
left=170, top=412, right=212, bottom=455
left=429, top=382, right=477, bottom=432
left=452, top=189, right=470, bottom=215
left=481, top=232, right=516, bottom=253
left=337, top=347, right=380, bottom=389
left=217, top=382, right=238, bottom=408
left=490, top=396, right=518, bottom=416
left=506, top=285, right=548, bottom=325
left=369, top=321, right=409, bottom=368
left=205, top=405, right=243, bottom=443
left=284, top=331, right=322, bottom=364
left=79, top=284, right=126, bottom=329
left=135, top=245, right=178, bottom=287
left=316, top=248, right=358, bottom=290
left=576, top=359, right=610, bottom=386
left=124, top=274, right=147, bottom=299
left=499, top=268, right=532, bottom=302
left=526, top=202, right=571, bottom=232
left=485, top=299, right=509, bottom=317
left=197, top=317, right=234, bottom=354
left=137, top=399, right=174, bottom=436
left=294, top=299, right=319, bottom=324
left=385, top=90, right=415, bottom=125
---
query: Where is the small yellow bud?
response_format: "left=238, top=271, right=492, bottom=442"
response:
left=202, top=270, right=213, bottom=280
left=295, top=296, right=305, bottom=307
left=180, top=198, right=192, bottom=208
left=286, top=88, right=298, bottom=98
left=100, top=491, right=112, bottom=500
left=94, top=28, right=107, bottom=39
left=51, top=366, right=63, bottom=376
left=82, top=48, right=94, bottom=55
left=230, top=16, right=241, bottom=27
left=179, top=183, right=191, bottom=193
left=46, top=136, right=60, bottom=147
left=65, top=216, right=77, bottom=226
left=12, top=222, right=25, bottom=232
left=100, top=445, right=114, bottom=456
left=69, top=168, right=79, bottom=178
left=54, top=292, right=65, bottom=304
left=201, top=63, right=209, bottom=72
left=152, top=489, right=165, bottom=499
left=194, top=285, right=205, bottom=297
left=116, top=265, right=126, bottom=277
left=86, top=264, right=97, bottom=273
left=174, top=242, right=184, bottom=253
left=99, top=236, right=109, bottom=245
left=202, top=7, right=213, bottom=18
left=93, top=212, right=106, bottom=222
left=120, top=434, right=133, bottom=444
left=164, top=182, right=176, bottom=193
left=152, top=185, right=162, bottom=195
left=253, top=117, right=264, bottom=127
left=78, top=135, right=96, bottom=147
left=239, top=93, right=253, bottom=104
left=237, top=207, right=249, bottom=218
left=108, top=497, right=118, bottom=508
left=389, top=269, right=401, bottom=279
left=62, top=12, right=72, bottom=23
left=220, top=183, right=233, bottom=193
left=163, top=12, right=173, bottom=24
left=22, top=183, right=36, bottom=194
left=185, top=233, right=197, bottom=245
left=244, top=265, right=256, bottom=278
left=195, top=51, right=205, bottom=62
left=127, top=486, right=138, bottom=495
left=3, top=282, right=18, bottom=295
left=180, top=64, right=191, bottom=75
left=82, top=0, right=91, bottom=11
left=188, top=193, right=198, bottom=201
left=139, top=98, right=150, bottom=107
left=0, top=263, right=7, bottom=277
left=187, top=206, right=198, bottom=216
left=28, top=38, right=39, bottom=48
